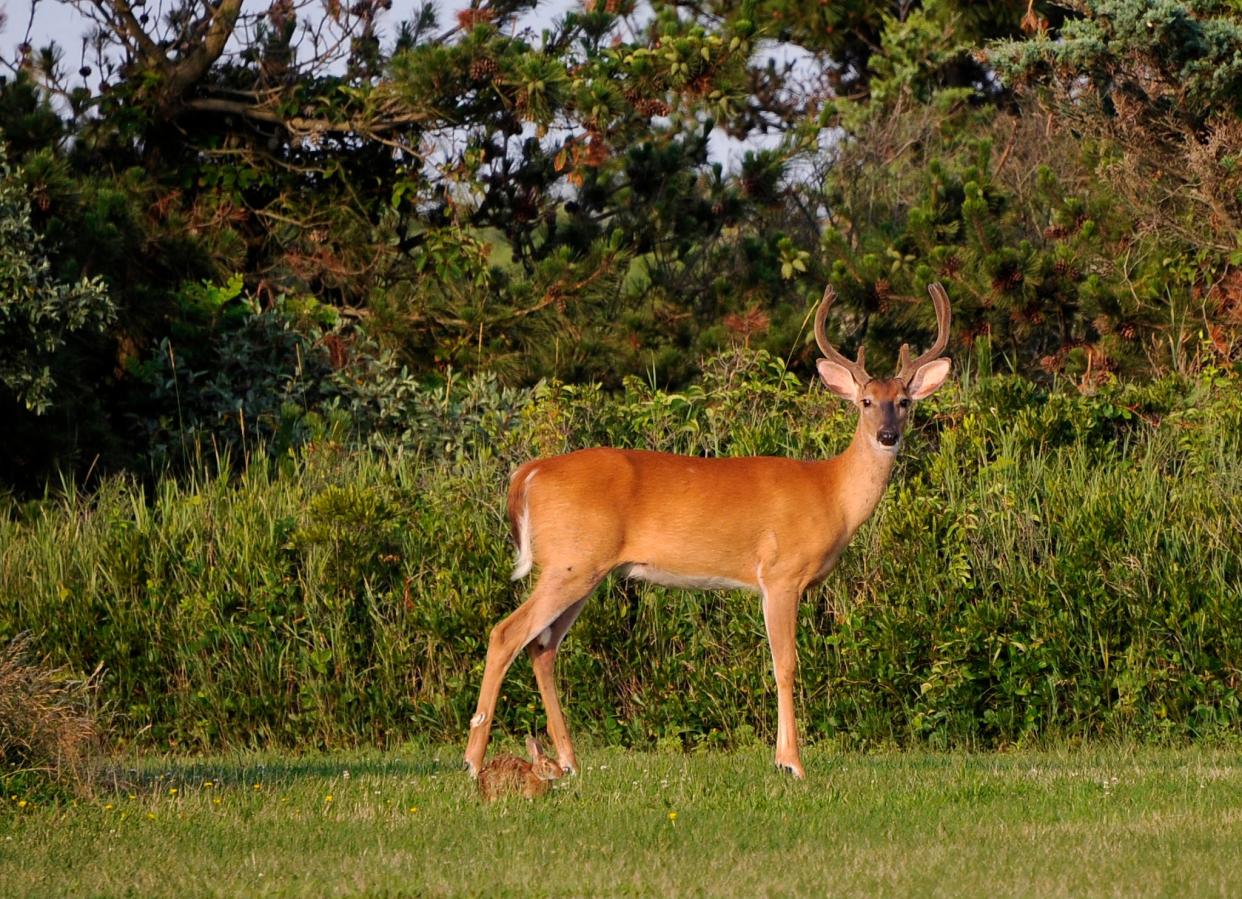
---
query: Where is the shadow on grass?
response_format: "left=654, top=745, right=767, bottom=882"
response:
left=97, top=748, right=462, bottom=793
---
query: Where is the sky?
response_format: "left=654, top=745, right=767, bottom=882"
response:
left=4, top=0, right=84, bottom=55
left=3, top=0, right=581, bottom=67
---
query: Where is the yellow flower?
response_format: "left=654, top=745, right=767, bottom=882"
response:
left=168, top=787, right=177, bottom=795
left=147, top=812, right=156, bottom=820
left=17, top=799, right=27, bottom=809
left=104, top=803, right=114, bottom=810
left=667, top=811, right=677, bottom=822
left=213, top=799, right=221, bottom=806
left=408, top=806, right=418, bottom=813
left=324, top=794, right=333, bottom=803
left=203, top=781, right=213, bottom=788
left=253, top=783, right=262, bottom=791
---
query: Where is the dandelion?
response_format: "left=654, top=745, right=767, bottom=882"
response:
left=667, top=811, right=677, bottom=822
left=104, top=803, right=114, bottom=810
left=203, top=781, right=213, bottom=789
left=168, top=787, right=177, bottom=795
left=324, top=794, right=333, bottom=803
left=253, top=783, right=262, bottom=791
left=147, top=812, right=156, bottom=820
left=212, top=799, right=221, bottom=806
left=408, top=806, right=418, bottom=813
left=17, top=800, right=27, bottom=809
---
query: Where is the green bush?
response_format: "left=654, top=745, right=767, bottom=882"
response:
left=0, top=355, right=1238, bottom=750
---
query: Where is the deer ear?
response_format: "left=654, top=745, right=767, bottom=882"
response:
left=817, top=359, right=858, bottom=401
left=906, top=358, right=951, bottom=400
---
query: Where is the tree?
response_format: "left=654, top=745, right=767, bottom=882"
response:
left=0, top=0, right=1237, bottom=488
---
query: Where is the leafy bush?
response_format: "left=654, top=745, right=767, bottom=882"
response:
left=0, top=147, right=115, bottom=488
left=0, top=150, right=113, bottom=414
left=0, top=355, right=1237, bottom=751
left=123, top=278, right=350, bottom=471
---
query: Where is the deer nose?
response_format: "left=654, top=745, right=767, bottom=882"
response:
left=877, top=429, right=900, bottom=447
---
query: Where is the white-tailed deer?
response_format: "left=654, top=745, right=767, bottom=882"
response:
left=464, top=283, right=952, bottom=779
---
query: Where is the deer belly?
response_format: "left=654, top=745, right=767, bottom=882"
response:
left=617, top=563, right=756, bottom=593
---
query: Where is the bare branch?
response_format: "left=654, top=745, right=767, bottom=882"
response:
left=161, top=0, right=243, bottom=104
left=182, top=96, right=430, bottom=137
left=90, top=0, right=164, bottom=65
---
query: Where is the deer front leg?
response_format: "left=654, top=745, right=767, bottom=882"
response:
left=762, top=584, right=805, bottom=779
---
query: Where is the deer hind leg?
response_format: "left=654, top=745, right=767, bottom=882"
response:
left=761, top=583, right=805, bottom=779
left=463, top=573, right=599, bottom=777
left=527, top=597, right=588, bottom=775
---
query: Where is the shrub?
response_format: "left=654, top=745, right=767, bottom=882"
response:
left=0, top=355, right=1238, bottom=751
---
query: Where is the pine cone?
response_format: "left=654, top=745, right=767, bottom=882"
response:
left=469, top=56, right=497, bottom=83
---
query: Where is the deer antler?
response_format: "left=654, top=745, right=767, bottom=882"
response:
left=814, top=285, right=871, bottom=384
left=895, top=283, right=952, bottom=384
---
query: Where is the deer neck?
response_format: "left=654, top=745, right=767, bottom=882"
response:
left=830, top=418, right=899, bottom=534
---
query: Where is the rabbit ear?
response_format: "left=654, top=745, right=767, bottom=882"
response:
left=525, top=736, right=544, bottom=759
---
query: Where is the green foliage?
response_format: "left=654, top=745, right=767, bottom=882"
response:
left=988, top=0, right=1242, bottom=251
left=1, top=359, right=1237, bottom=751
left=818, top=92, right=1239, bottom=381
left=0, top=150, right=113, bottom=414
left=124, top=278, right=350, bottom=471
left=1, top=0, right=1239, bottom=490
left=991, top=0, right=1242, bottom=125
left=680, top=0, right=1048, bottom=100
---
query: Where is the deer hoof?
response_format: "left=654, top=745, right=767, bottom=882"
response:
left=775, top=761, right=805, bottom=780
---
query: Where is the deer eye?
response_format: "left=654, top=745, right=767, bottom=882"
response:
left=898, top=398, right=911, bottom=409
left=861, top=398, right=872, bottom=408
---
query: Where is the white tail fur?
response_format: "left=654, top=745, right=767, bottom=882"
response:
left=510, top=472, right=534, bottom=580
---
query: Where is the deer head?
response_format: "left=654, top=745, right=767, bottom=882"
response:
left=814, top=283, right=953, bottom=453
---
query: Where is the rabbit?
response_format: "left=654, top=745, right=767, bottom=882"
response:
left=476, top=736, right=563, bottom=801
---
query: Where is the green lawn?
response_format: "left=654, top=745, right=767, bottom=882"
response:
left=3, top=745, right=1241, bottom=897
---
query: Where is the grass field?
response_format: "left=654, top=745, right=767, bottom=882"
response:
left=3, top=744, right=1241, bottom=897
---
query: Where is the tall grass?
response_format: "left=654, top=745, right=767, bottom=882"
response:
left=1, top=354, right=1239, bottom=750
